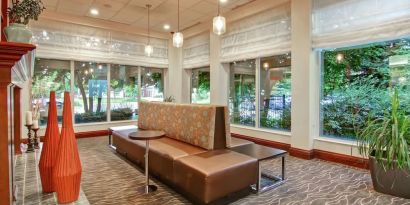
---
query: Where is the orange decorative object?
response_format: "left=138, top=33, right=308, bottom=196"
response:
left=39, top=91, right=60, bottom=193
left=53, top=92, right=82, bottom=204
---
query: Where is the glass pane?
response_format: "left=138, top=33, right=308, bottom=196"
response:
left=321, top=38, right=410, bottom=140
left=74, top=61, right=108, bottom=124
left=32, top=58, right=71, bottom=126
left=141, top=67, right=164, bottom=102
left=110, top=65, right=139, bottom=121
left=191, top=67, right=210, bottom=104
left=259, top=53, right=291, bottom=131
left=229, top=60, right=256, bottom=126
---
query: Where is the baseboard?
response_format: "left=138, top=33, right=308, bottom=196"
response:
left=289, top=147, right=314, bottom=160
left=21, top=130, right=109, bottom=144
left=231, top=133, right=368, bottom=169
left=231, top=133, right=291, bottom=151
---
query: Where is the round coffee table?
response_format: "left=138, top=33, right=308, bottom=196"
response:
left=129, top=129, right=165, bottom=194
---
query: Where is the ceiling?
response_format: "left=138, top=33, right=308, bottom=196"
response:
left=42, top=0, right=255, bottom=33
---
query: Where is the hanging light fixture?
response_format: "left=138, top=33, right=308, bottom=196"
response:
left=173, top=0, right=183, bottom=48
left=145, top=4, right=153, bottom=57
left=213, top=0, right=226, bottom=35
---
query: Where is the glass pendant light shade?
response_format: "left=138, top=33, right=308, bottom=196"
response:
left=144, top=44, right=153, bottom=57
left=213, top=15, right=226, bottom=35
left=173, top=32, right=184, bottom=48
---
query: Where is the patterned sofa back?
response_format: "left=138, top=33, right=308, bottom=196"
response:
left=137, top=102, right=231, bottom=150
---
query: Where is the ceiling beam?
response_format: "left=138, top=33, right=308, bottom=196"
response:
left=39, top=10, right=170, bottom=39
left=183, top=0, right=290, bottom=38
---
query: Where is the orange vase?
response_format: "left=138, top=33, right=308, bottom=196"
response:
left=53, top=92, right=82, bottom=204
left=39, top=91, right=60, bottom=193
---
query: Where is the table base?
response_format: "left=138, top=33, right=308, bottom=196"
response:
left=252, top=174, right=285, bottom=193
left=136, top=185, right=157, bottom=194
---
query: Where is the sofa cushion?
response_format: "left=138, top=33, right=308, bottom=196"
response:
left=138, top=102, right=232, bottom=150
left=112, top=129, right=206, bottom=182
left=174, top=150, right=257, bottom=204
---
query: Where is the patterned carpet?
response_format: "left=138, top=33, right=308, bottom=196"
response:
left=78, top=137, right=410, bottom=205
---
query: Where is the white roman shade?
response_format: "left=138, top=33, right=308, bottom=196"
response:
left=30, top=19, right=169, bottom=68
left=220, top=3, right=291, bottom=63
left=312, top=0, right=410, bottom=49
left=183, top=32, right=210, bottom=69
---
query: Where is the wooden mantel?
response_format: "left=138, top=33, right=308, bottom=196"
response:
left=0, top=42, right=36, bottom=205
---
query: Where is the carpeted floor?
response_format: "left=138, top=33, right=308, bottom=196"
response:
left=78, top=137, right=410, bottom=205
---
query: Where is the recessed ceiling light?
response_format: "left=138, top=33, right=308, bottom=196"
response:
left=163, top=24, right=170, bottom=30
left=220, top=0, right=228, bottom=3
left=90, top=8, right=99, bottom=16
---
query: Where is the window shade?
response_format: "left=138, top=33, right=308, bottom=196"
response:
left=183, top=32, right=210, bottom=69
left=312, top=0, right=410, bottom=49
left=30, top=19, right=169, bottom=68
left=221, top=3, right=291, bottom=63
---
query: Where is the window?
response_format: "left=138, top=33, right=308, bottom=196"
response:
left=110, top=65, right=139, bottom=121
left=229, top=60, right=256, bottom=126
left=321, top=38, right=410, bottom=140
left=191, top=67, right=210, bottom=104
left=260, top=54, right=291, bottom=131
left=141, top=67, right=164, bottom=102
left=32, top=58, right=71, bottom=126
left=74, top=61, right=108, bottom=124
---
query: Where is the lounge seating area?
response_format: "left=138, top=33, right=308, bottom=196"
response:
left=1, top=0, right=410, bottom=204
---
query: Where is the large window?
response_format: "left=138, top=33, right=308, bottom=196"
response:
left=74, top=61, right=108, bottom=124
left=141, top=68, right=164, bottom=102
left=191, top=67, right=210, bottom=104
left=321, top=38, right=410, bottom=140
left=110, top=65, right=139, bottom=121
left=32, top=58, right=71, bottom=126
left=229, top=60, right=256, bottom=126
left=260, top=54, right=291, bottom=131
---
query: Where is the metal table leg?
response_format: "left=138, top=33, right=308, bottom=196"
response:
left=137, top=140, right=157, bottom=194
left=253, top=156, right=286, bottom=193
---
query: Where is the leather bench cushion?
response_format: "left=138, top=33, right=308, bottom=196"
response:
left=230, top=137, right=254, bottom=148
left=174, top=150, right=258, bottom=204
left=112, top=129, right=206, bottom=182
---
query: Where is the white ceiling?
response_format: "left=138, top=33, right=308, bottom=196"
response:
left=42, top=0, right=254, bottom=33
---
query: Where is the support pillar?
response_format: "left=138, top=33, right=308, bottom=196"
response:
left=210, top=31, right=229, bottom=105
left=167, top=38, right=190, bottom=103
left=290, top=0, right=320, bottom=159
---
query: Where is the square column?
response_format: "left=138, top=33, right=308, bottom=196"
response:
left=210, top=31, right=229, bottom=105
left=167, top=39, right=190, bottom=103
left=290, top=0, right=320, bottom=158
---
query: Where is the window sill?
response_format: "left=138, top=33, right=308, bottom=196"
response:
left=230, top=124, right=291, bottom=137
left=39, top=120, right=138, bottom=129
left=315, top=136, right=358, bottom=147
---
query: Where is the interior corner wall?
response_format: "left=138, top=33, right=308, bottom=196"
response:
left=290, top=0, right=319, bottom=151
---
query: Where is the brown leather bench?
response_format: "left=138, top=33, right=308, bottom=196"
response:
left=111, top=102, right=256, bottom=204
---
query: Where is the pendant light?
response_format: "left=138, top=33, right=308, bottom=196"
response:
left=144, top=4, right=153, bottom=57
left=213, top=0, right=226, bottom=35
left=173, top=0, right=183, bottom=48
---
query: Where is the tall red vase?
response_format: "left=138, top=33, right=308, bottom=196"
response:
left=53, top=92, right=82, bottom=204
left=39, top=91, right=60, bottom=193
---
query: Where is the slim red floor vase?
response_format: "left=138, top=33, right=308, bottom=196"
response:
left=39, top=91, right=60, bottom=193
left=53, top=92, right=82, bottom=203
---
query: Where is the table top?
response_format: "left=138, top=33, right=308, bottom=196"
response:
left=128, top=129, right=166, bottom=140
left=230, top=143, right=287, bottom=161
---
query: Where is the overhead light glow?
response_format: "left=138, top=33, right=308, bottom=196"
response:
left=90, top=8, right=99, bottom=16
left=220, top=0, right=228, bottom=3
left=263, top=62, right=269, bottom=69
left=213, top=15, right=226, bottom=35
left=336, top=53, right=344, bottom=62
left=145, top=45, right=153, bottom=57
left=173, top=32, right=183, bottom=48
left=163, top=24, right=170, bottom=30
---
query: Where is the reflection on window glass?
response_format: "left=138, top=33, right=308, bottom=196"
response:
left=229, top=60, right=256, bottom=126
left=321, top=38, right=410, bottom=140
left=191, top=67, right=210, bottom=104
left=74, top=61, right=108, bottom=124
left=32, top=58, right=71, bottom=126
left=260, top=53, right=291, bottom=131
left=110, top=65, right=139, bottom=121
left=141, top=67, right=164, bottom=101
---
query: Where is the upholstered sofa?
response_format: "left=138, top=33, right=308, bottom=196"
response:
left=111, top=102, right=256, bottom=204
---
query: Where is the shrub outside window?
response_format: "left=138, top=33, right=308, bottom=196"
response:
left=259, top=54, right=291, bottom=131
left=141, top=67, right=164, bottom=102
left=321, top=38, right=410, bottom=140
left=191, top=67, right=210, bottom=104
left=32, top=58, right=71, bottom=126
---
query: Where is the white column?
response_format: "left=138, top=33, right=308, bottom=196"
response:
left=290, top=0, right=320, bottom=152
left=167, top=38, right=190, bottom=103
left=210, top=31, right=229, bottom=105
